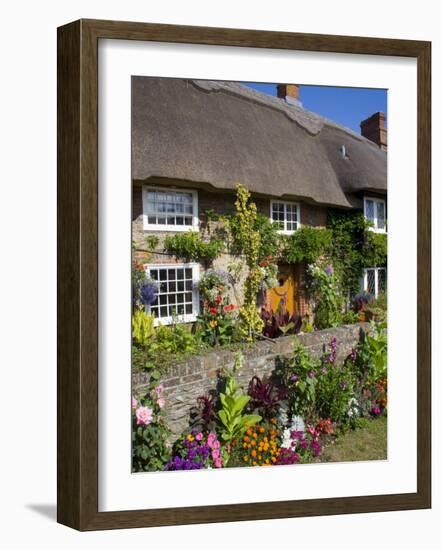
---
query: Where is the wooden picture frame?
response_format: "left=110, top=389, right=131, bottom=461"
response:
left=57, top=19, right=431, bottom=531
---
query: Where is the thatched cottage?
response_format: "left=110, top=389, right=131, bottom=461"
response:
left=132, top=77, right=387, bottom=325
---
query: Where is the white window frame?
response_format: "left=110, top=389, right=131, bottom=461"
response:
left=143, top=262, right=200, bottom=326
left=142, top=186, right=199, bottom=232
left=270, top=200, right=301, bottom=234
left=364, top=196, right=386, bottom=233
left=361, top=267, right=387, bottom=299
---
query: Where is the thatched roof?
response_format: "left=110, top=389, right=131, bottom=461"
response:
left=132, top=78, right=387, bottom=208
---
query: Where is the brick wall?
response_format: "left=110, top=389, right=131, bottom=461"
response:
left=132, top=323, right=369, bottom=436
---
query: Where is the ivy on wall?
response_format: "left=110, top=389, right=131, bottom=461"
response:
left=326, top=209, right=387, bottom=297
left=164, top=232, right=224, bottom=267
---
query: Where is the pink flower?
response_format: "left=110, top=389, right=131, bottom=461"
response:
left=135, top=406, right=153, bottom=426
left=195, top=432, right=203, bottom=441
left=131, top=397, right=138, bottom=409
left=207, top=432, right=216, bottom=448
left=214, top=458, right=222, bottom=468
left=155, top=384, right=164, bottom=396
left=212, top=449, right=220, bottom=460
left=212, top=440, right=220, bottom=450
left=157, top=397, right=165, bottom=409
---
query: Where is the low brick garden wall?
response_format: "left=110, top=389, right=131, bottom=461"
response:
left=132, top=323, right=370, bottom=436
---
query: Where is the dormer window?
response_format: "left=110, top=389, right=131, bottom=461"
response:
left=270, top=200, right=300, bottom=233
left=364, top=197, right=386, bottom=232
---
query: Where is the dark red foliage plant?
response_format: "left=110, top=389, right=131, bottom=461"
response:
left=260, top=307, right=302, bottom=339
left=247, top=375, right=287, bottom=419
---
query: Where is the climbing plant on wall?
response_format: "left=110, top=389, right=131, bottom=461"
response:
left=327, top=209, right=387, bottom=298
left=232, top=184, right=265, bottom=340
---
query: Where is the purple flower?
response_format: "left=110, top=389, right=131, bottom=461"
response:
left=321, top=367, right=328, bottom=374
left=350, top=348, right=357, bottom=362
left=310, top=440, right=322, bottom=457
left=140, top=280, right=158, bottom=306
left=290, top=374, right=299, bottom=383
left=326, top=337, right=338, bottom=364
left=325, top=265, right=334, bottom=276
left=340, top=380, right=349, bottom=391
left=308, top=371, right=315, bottom=379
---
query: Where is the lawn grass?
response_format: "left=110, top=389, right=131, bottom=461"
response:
left=318, top=416, right=387, bottom=463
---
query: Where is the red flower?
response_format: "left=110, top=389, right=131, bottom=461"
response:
left=209, top=307, right=218, bottom=315
left=260, top=260, right=268, bottom=267
left=223, top=304, right=236, bottom=313
left=215, top=295, right=222, bottom=305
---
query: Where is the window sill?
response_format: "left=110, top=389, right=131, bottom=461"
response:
left=143, top=224, right=199, bottom=232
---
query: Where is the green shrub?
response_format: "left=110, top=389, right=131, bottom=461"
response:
left=307, top=263, right=343, bottom=329
left=274, top=345, right=320, bottom=421
left=164, top=231, right=224, bottom=265
left=132, top=309, right=155, bottom=346
left=283, top=226, right=332, bottom=264
left=314, top=364, right=356, bottom=425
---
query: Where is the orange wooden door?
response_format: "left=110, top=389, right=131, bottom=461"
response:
left=266, top=264, right=297, bottom=315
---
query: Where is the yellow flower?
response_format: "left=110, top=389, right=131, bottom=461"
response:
left=209, top=320, right=218, bottom=328
left=243, top=455, right=249, bottom=462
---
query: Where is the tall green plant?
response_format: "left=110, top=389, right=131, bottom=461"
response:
left=232, top=184, right=264, bottom=339
left=307, top=263, right=343, bottom=329
left=218, top=354, right=262, bottom=448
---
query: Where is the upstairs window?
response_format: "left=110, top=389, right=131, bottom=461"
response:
left=364, top=197, right=386, bottom=232
left=270, top=201, right=300, bottom=233
left=143, top=187, right=199, bottom=231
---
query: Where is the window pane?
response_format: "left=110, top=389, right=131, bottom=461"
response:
left=376, top=201, right=385, bottom=229
left=378, top=268, right=387, bottom=293
left=145, top=189, right=194, bottom=226
left=365, top=200, right=375, bottom=221
left=366, top=269, right=375, bottom=295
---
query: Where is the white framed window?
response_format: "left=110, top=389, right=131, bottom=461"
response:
left=364, top=196, right=386, bottom=233
left=144, top=263, right=200, bottom=325
left=270, top=200, right=301, bottom=233
left=362, top=267, right=387, bottom=299
left=142, top=187, right=199, bottom=231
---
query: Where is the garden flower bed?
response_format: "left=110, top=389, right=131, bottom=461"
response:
left=132, top=322, right=387, bottom=472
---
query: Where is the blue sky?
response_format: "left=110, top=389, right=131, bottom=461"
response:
left=244, top=82, right=387, bottom=134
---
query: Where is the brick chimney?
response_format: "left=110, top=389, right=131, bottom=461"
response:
left=277, top=83, right=301, bottom=106
left=360, top=112, right=387, bottom=151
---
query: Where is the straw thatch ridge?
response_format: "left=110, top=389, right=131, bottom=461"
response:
left=132, top=77, right=387, bottom=207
